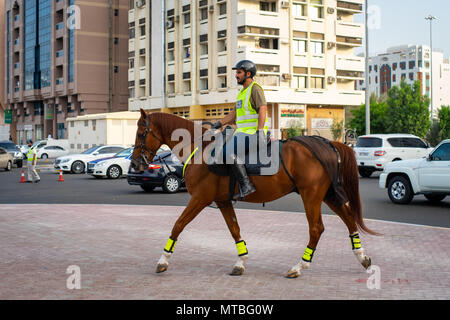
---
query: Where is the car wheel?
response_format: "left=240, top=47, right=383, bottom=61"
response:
left=140, top=185, right=155, bottom=193
left=5, top=161, right=12, bottom=171
left=107, top=165, right=122, bottom=179
left=71, top=161, right=85, bottom=174
left=358, top=168, right=373, bottom=178
left=424, top=194, right=446, bottom=203
left=387, top=175, right=414, bottom=204
left=163, top=175, right=181, bottom=193
left=41, top=154, right=48, bottom=159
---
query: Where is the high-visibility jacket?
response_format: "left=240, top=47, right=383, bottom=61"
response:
left=235, top=81, right=268, bottom=135
left=26, top=147, right=36, bottom=162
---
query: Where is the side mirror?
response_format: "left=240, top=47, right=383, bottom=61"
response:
left=92, top=152, right=99, bottom=156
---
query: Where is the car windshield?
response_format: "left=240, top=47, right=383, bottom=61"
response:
left=115, top=147, right=133, bottom=158
left=82, top=146, right=101, bottom=154
left=356, top=137, right=383, bottom=148
left=0, top=142, right=18, bottom=151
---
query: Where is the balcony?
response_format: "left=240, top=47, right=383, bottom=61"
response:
left=335, top=55, right=365, bottom=72
left=336, top=21, right=364, bottom=39
left=55, top=22, right=64, bottom=39
left=237, top=46, right=280, bottom=67
left=237, top=9, right=280, bottom=31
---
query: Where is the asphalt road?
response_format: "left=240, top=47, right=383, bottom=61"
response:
left=0, top=169, right=449, bottom=228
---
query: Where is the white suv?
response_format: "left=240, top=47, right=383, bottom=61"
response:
left=354, top=134, right=433, bottom=177
left=379, top=139, right=450, bottom=204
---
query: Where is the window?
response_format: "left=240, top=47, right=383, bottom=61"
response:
left=293, top=39, right=307, bottom=53
left=392, top=63, right=397, bottom=71
left=310, top=77, right=324, bottom=89
left=431, top=143, right=450, bottom=161
left=129, top=27, right=135, bottom=39
left=400, top=62, right=406, bottom=70
left=140, top=25, right=145, bottom=37
left=356, top=138, right=382, bottom=148
left=409, top=73, right=414, bottom=81
left=392, top=74, right=396, bottom=82
left=294, top=75, right=307, bottom=89
left=409, top=61, right=415, bottom=69
left=309, top=5, right=323, bottom=19
left=403, top=138, right=427, bottom=148
left=129, top=59, right=134, bottom=69
left=219, top=2, right=227, bottom=15
left=184, top=12, right=190, bottom=24
left=387, top=138, right=403, bottom=147
left=310, top=41, right=324, bottom=54
left=293, top=3, right=306, bottom=16
left=200, top=8, right=208, bottom=21
left=260, top=1, right=277, bottom=12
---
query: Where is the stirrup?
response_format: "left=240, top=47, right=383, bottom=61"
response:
left=233, top=184, right=256, bottom=201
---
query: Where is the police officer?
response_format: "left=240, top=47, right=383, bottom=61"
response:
left=212, top=60, right=269, bottom=200
left=26, top=139, right=40, bottom=183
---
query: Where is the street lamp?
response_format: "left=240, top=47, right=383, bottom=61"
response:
left=425, top=15, right=437, bottom=118
left=365, top=0, right=370, bottom=135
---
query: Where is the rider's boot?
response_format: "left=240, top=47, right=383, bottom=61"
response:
left=230, top=155, right=256, bottom=200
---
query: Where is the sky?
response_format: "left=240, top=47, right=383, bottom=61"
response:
left=354, top=0, right=450, bottom=58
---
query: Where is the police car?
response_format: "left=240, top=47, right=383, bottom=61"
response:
left=87, top=147, right=134, bottom=179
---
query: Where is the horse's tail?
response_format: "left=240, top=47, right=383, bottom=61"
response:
left=332, top=142, right=380, bottom=236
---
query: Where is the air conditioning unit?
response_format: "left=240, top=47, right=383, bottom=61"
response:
left=136, top=0, right=145, bottom=8
left=209, top=5, right=215, bottom=13
left=281, top=1, right=290, bottom=8
left=327, top=7, right=335, bottom=14
left=166, top=20, right=174, bottom=29
left=327, top=76, right=336, bottom=84
left=327, top=42, right=336, bottom=49
left=282, top=73, right=292, bottom=80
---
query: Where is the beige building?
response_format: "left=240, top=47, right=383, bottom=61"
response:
left=0, top=0, right=6, bottom=129
left=4, top=0, right=129, bottom=144
left=128, top=0, right=365, bottom=139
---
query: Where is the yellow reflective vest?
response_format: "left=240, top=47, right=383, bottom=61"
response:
left=235, top=82, right=268, bottom=135
left=26, top=147, right=36, bottom=162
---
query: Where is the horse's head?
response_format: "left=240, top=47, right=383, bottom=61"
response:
left=130, top=109, right=164, bottom=172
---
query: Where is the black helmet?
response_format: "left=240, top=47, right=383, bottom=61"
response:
left=27, top=139, right=33, bottom=144
left=232, top=60, right=257, bottom=78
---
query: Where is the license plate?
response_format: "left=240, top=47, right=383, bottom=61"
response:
left=359, top=152, right=369, bottom=156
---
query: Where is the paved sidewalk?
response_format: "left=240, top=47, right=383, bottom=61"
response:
left=0, top=204, right=448, bottom=300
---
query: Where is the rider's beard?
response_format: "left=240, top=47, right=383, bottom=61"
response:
left=237, top=77, right=245, bottom=85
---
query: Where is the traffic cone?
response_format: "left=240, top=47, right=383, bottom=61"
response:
left=58, top=170, right=65, bottom=182
left=20, top=170, right=26, bottom=183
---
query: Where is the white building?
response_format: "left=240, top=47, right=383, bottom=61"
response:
left=128, top=0, right=366, bottom=139
left=357, top=44, right=450, bottom=117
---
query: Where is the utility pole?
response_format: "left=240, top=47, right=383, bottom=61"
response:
left=425, top=15, right=437, bottom=118
left=365, top=0, right=370, bottom=134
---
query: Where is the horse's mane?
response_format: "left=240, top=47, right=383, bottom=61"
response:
left=150, top=112, right=211, bottom=148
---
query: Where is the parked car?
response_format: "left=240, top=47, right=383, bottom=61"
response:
left=32, top=139, right=70, bottom=151
left=0, top=147, right=14, bottom=171
left=37, top=145, right=69, bottom=159
left=354, top=134, right=433, bottom=177
left=379, top=139, right=450, bottom=204
left=127, top=151, right=185, bottom=193
left=55, top=145, right=128, bottom=174
left=87, top=147, right=134, bottom=179
left=0, top=141, right=23, bottom=168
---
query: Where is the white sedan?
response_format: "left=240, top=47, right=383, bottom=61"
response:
left=37, top=145, right=69, bottom=159
left=55, top=145, right=128, bottom=174
left=87, top=147, right=133, bottom=179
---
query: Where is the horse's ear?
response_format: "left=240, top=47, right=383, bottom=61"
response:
left=140, top=108, right=146, bottom=119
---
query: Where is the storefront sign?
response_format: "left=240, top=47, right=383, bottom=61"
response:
left=4, top=110, right=12, bottom=124
left=280, top=105, right=305, bottom=128
left=45, top=104, right=54, bottom=120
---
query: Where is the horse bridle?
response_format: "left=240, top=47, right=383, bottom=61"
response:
left=133, top=113, right=164, bottom=168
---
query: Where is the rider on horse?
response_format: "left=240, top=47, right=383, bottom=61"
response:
left=211, top=60, right=270, bottom=200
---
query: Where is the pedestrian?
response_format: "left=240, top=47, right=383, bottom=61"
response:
left=211, top=60, right=269, bottom=200
left=26, top=139, right=40, bottom=183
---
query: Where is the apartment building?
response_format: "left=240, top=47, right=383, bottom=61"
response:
left=128, top=0, right=365, bottom=139
left=357, top=44, right=450, bottom=117
left=0, top=0, right=6, bottom=131
left=4, top=0, right=129, bottom=144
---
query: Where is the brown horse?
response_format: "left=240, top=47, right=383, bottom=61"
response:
left=131, top=109, right=378, bottom=278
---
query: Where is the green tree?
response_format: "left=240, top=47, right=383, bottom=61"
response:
left=385, top=80, right=431, bottom=138
left=348, top=94, right=388, bottom=135
left=426, top=119, right=442, bottom=147
left=438, top=105, right=450, bottom=140
left=286, top=119, right=304, bottom=138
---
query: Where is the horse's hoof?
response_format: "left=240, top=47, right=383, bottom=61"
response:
left=361, top=257, right=372, bottom=270
left=285, top=269, right=301, bottom=279
left=230, top=266, right=244, bottom=276
left=156, top=263, right=168, bottom=273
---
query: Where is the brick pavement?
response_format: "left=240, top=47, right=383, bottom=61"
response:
left=0, top=204, right=449, bottom=300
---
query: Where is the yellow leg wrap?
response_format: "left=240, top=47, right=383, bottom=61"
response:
left=302, top=246, right=316, bottom=263
left=164, top=238, right=176, bottom=254
left=236, top=240, right=248, bottom=257
left=350, top=233, right=362, bottom=250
